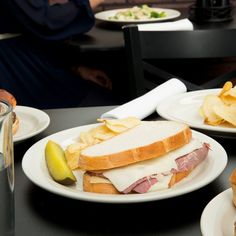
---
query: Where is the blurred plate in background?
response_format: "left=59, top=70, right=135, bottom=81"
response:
left=95, top=8, right=181, bottom=24
left=156, top=89, right=236, bottom=138
left=14, top=106, right=50, bottom=143
left=201, top=188, right=236, bottom=236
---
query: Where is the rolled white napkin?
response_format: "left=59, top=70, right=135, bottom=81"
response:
left=137, top=19, right=193, bottom=31
left=100, top=78, right=187, bottom=120
left=0, top=33, right=21, bottom=40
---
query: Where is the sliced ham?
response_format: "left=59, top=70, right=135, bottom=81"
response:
left=174, top=143, right=210, bottom=172
left=123, top=176, right=157, bottom=194
left=122, top=143, right=210, bottom=194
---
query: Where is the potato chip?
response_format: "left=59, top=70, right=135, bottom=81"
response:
left=220, top=86, right=236, bottom=105
left=213, top=103, right=236, bottom=127
left=98, top=117, right=141, bottom=133
left=219, top=81, right=233, bottom=97
left=93, top=132, right=116, bottom=141
left=65, top=142, right=88, bottom=170
left=89, top=125, right=116, bottom=141
left=80, top=131, right=98, bottom=145
left=199, top=106, right=205, bottom=119
left=200, top=81, right=236, bottom=127
left=199, top=95, right=224, bottom=125
left=66, top=142, right=88, bottom=153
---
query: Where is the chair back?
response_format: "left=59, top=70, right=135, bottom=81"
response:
left=123, top=24, right=236, bottom=98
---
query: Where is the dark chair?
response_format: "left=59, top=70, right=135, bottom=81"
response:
left=123, top=24, right=236, bottom=99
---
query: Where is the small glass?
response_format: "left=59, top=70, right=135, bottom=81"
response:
left=0, top=101, right=14, bottom=236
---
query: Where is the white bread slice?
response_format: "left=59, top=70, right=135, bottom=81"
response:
left=79, top=121, right=192, bottom=170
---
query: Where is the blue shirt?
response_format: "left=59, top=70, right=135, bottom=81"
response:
left=0, top=0, right=95, bottom=40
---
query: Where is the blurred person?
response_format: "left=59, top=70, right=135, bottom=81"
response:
left=0, top=0, right=117, bottom=109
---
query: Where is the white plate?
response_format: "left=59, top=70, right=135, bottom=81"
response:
left=22, top=124, right=227, bottom=203
left=95, top=8, right=181, bottom=24
left=201, top=188, right=236, bottom=236
left=156, top=89, right=236, bottom=138
left=14, top=106, right=50, bottom=143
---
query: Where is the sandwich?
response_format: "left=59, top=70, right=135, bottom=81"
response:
left=229, top=168, right=236, bottom=207
left=0, top=89, right=19, bottom=135
left=78, top=121, right=210, bottom=194
left=229, top=169, right=236, bottom=236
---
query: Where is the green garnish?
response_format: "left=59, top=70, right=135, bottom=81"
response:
left=109, top=5, right=166, bottom=21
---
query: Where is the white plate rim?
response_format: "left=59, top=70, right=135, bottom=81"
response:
left=95, top=7, right=181, bottom=23
left=13, top=106, right=50, bottom=143
left=22, top=123, right=227, bottom=203
left=156, top=89, right=236, bottom=135
left=200, top=188, right=235, bottom=236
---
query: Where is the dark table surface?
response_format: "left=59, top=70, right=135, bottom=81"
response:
left=67, top=7, right=236, bottom=52
left=14, top=106, right=236, bottom=236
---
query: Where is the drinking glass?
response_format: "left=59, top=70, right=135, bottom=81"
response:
left=0, top=101, right=14, bottom=236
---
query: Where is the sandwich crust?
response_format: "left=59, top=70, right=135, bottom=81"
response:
left=79, top=124, right=192, bottom=171
left=229, top=169, right=236, bottom=207
left=0, top=89, right=17, bottom=108
left=83, top=173, right=119, bottom=194
left=0, top=89, right=19, bottom=135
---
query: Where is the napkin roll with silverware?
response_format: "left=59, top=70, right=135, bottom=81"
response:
left=100, top=78, right=187, bottom=120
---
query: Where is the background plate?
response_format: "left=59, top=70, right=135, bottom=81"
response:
left=156, top=89, right=236, bottom=138
left=22, top=124, right=227, bottom=203
left=14, top=106, right=50, bottom=143
left=95, top=8, right=181, bottom=24
left=201, top=188, right=236, bottom=236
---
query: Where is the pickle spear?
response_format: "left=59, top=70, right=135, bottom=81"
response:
left=45, top=140, right=76, bottom=185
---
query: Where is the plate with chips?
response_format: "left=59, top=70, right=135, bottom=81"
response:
left=156, top=83, right=236, bottom=138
